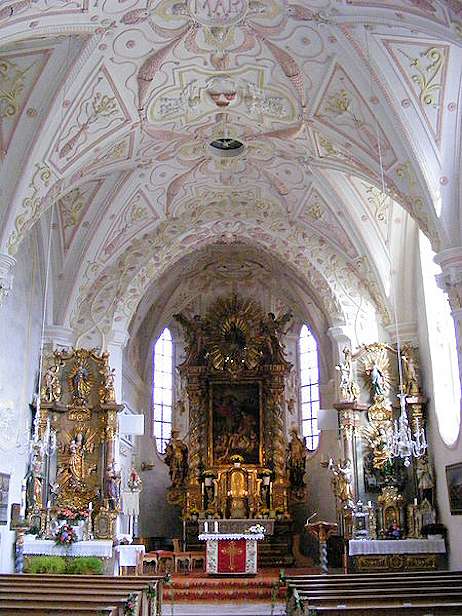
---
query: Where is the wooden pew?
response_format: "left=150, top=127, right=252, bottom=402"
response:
left=0, top=574, right=165, bottom=615
left=285, top=571, right=462, bottom=616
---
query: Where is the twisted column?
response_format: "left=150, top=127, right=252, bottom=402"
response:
left=185, top=367, right=207, bottom=511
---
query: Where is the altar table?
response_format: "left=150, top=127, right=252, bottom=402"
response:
left=349, top=538, right=446, bottom=572
left=23, top=536, right=113, bottom=559
left=114, top=544, right=145, bottom=575
left=198, top=532, right=265, bottom=575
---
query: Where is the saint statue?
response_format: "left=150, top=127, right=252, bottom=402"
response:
left=41, top=364, right=61, bottom=403
left=328, top=458, right=354, bottom=506
left=164, top=430, right=188, bottom=488
left=401, top=348, right=420, bottom=395
left=69, top=360, right=92, bottom=404
left=66, top=431, right=96, bottom=484
left=105, top=461, right=121, bottom=510
left=416, top=455, right=434, bottom=499
left=99, top=364, right=116, bottom=404
left=127, top=466, right=143, bottom=493
left=287, top=425, right=306, bottom=494
left=369, top=363, right=386, bottom=397
left=335, top=348, right=360, bottom=402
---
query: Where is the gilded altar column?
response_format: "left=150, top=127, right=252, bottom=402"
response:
left=435, top=248, right=462, bottom=391
left=266, top=365, right=290, bottom=513
left=184, top=366, right=208, bottom=512
left=333, top=402, right=367, bottom=500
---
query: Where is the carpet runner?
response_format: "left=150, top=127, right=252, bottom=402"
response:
left=162, top=567, right=319, bottom=603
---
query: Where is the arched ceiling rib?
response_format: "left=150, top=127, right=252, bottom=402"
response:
left=1, top=0, right=462, bottom=340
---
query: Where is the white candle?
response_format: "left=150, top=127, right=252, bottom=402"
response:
left=46, top=500, right=51, bottom=510
left=204, top=521, right=209, bottom=533
left=214, top=521, right=218, bottom=533
left=20, top=479, right=27, bottom=519
left=89, top=501, right=93, bottom=512
left=368, top=501, right=372, bottom=508
left=414, top=498, right=418, bottom=506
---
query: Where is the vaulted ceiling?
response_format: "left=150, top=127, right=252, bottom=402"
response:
left=1, top=0, right=461, bottom=348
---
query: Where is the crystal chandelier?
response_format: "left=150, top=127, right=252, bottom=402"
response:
left=386, top=394, right=427, bottom=468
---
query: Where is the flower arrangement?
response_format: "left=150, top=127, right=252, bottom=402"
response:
left=123, top=593, right=138, bottom=616
left=56, top=508, right=89, bottom=523
left=55, top=523, right=78, bottom=546
left=246, top=524, right=266, bottom=535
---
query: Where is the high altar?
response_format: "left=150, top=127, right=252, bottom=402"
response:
left=170, top=295, right=305, bottom=565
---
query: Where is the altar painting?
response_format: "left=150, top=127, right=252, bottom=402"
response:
left=210, top=382, right=261, bottom=465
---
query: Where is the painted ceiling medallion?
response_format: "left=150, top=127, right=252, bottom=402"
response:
left=188, top=0, right=249, bottom=27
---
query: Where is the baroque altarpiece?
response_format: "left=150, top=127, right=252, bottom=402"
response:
left=26, top=348, right=123, bottom=539
left=170, top=295, right=306, bottom=529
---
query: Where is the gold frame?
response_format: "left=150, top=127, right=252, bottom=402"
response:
left=208, top=380, right=263, bottom=467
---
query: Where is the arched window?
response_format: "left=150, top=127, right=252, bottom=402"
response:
left=153, top=327, right=173, bottom=454
left=420, top=232, right=461, bottom=445
left=299, top=324, right=320, bottom=450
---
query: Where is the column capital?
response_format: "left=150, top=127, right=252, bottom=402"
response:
left=327, top=326, right=352, bottom=347
left=384, top=321, right=418, bottom=345
left=0, top=254, right=16, bottom=306
left=434, top=248, right=462, bottom=311
left=43, top=326, right=75, bottom=349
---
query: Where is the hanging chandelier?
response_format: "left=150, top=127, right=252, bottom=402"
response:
left=386, top=394, right=427, bottom=467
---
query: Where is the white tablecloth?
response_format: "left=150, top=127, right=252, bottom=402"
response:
left=122, top=491, right=140, bottom=516
left=114, top=544, right=145, bottom=566
left=23, top=537, right=113, bottom=558
left=349, top=539, right=446, bottom=556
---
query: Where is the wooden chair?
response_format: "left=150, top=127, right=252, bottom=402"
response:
left=172, top=538, right=192, bottom=573
left=143, top=551, right=159, bottom=573
left=190, top=550, right=206, bottom=570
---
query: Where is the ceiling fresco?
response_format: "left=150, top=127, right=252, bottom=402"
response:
left=0, top=0, right=461, bottom=347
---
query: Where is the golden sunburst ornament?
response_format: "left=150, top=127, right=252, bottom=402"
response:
left=207, top=295, right=263, bottom=375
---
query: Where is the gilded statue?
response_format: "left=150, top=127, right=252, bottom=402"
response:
left=401, top=347, right=420, bottom=395
left=164, top=430, right=188, bottom=488
left=328, top=458, right=354, bottom=506
left=260, top=311, right=292, bottom=363
left=335, top=348, right=360, bottom=402
left=58, top=430, right=97, bottom=488
left=68, top=357, right=93, bottom=405
left=41, top=364, right=62, bottom=403
left=287, top=425, right=306, bottom=497
left=173, top=313, right=207, bottom=364
left=99, top=363, right=116, bottom=404
left=360, top=345, right=391, bottom=401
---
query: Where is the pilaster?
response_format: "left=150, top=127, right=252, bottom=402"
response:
left=0, top=254, right=16, bottom=306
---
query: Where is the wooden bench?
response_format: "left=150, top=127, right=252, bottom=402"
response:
left=285, top=571, right=462, bottom=615
left=0, top=574, right=165, bottom=615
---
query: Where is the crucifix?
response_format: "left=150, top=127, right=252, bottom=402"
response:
left=222, top=540, right=243, bottom=571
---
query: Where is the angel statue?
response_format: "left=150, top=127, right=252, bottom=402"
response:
left=335, top=348, right=360, bottom=402
left=173, top=313, right=208, bottom=364
left=260, top=311, right=293, bottom=363
left=328, top=458, right=354, bottom=506
left=41, top=364, right=62, bottom=403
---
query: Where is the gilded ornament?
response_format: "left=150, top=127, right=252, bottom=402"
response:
left=40, top=362, right=62, bottom=404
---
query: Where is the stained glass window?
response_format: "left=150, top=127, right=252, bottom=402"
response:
left=153, top=328, right=173, bottom=453
left=299, top=324, right=320, bottom=450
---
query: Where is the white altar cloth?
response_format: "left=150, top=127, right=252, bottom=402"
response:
left=23, top=536, right=113, bottom=558
left=349, top=539, right=446, bottom=556
left=198, top=532, right=265, bottom=541
left=113, top=544, right=145, bottom=575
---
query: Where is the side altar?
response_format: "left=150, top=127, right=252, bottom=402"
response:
left=168, top=296, right=305, bottom=566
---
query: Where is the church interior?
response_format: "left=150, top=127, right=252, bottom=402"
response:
left=2, top=0, right=462, bottom=614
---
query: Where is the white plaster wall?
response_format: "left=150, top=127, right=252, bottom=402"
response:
left=0, top=231, right=44, bottom=572
left=415, top=249, right=462, bottom=569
